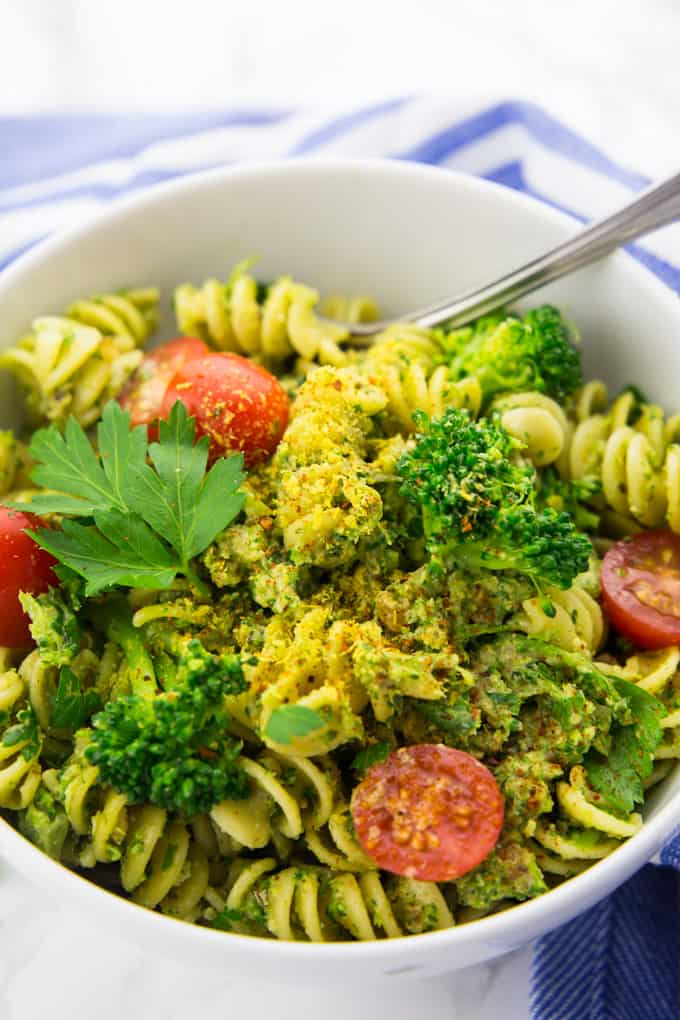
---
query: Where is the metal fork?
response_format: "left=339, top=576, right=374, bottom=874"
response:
left=323, top=170, right=680, bottom=344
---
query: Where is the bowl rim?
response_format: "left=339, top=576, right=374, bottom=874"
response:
left=1, top=155, right=679, bottom=964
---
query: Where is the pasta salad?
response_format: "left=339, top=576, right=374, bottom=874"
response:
left=0, top=262, right=679, bottom=942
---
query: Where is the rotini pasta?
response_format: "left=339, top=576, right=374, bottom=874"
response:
left=0, top=316, right=145, bottom=427
left=565, top=381, right=680, bottom=532
left=556, top=766, right=642, bottom=839
left=210, top=750, right=340, bottom=850
left=205, top=859, right=453, bottom=941
left=518, top=584, right=605, bottom=654
left=0, top=658, right=42, bottom=810
left=66, top=288, right=158, bottom=344
left=361, top=324, right=482, bottom=432
left=175, top=265, right=350, bottom=367
left=492, top=391, right=571, bottom=467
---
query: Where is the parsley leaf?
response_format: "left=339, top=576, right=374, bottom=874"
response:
left=8, top=401, right=246, bottom=596
left=585, top=677, right=664, bottom=815
left=3, top=706, right=41, bottom=760
left=124, top=406, right=245, bottom=563
left=264, top=705, right=326, bottom=745
left=51, top=666, right=101, bottom=730
left=28, top=414, right=126, bottom=514
left=351, top=742, right=391, bottom=775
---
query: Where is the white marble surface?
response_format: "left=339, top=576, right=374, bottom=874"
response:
left=1, top=2, right=679, bottom=1018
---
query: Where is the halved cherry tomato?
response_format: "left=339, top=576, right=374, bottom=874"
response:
left=0, top=507, right=58, bottom=648
left=351, top=744, right=504, bottom=882
left=119, top=336, right=209, bottom=432
left=601, top=530, right=680, bottom=649
left=161, top=352, right=290, bottom=467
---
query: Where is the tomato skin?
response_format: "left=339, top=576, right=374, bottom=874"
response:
left=0, top=508, right=58, bottom=648
left=119, top=337, right=209, bottom=433
left=351, top=744, right=504, bottom=882
left=601, top=530, right=680, bottom=649
left=162, top=352, right=290, bottom=467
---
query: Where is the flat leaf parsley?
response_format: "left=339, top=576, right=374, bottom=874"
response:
left=50, top=666, right=101, bottom=731
left=264, top=705, right=326, bottom=745
left=8, top=400, right=246, bottom=596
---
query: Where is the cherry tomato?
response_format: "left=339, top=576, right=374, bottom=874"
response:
left=0, top=507, right=58, bottom=648
left=162, top=352, right=290, bottom=467
left=601, top=530, right=680, bottom=649
left=351, top=744, right=504, bottom=882
left=119, top=336, right=209, bottom=431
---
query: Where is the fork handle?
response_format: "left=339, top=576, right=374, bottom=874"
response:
left=347, top=170, right=680, bottom=341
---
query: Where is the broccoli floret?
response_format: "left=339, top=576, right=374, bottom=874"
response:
left=446, top=570, right=535, bottom=641
left=453, top=504, right=591, bottom=591
left=535, top=469, right=601, bottom=533
left=454, top=841, right=547, bottom=909
left=444, top=305, right=582, bottom=404
left=398, top=409, right=590, bottom=589
left=85, top=609, right=249, bottom=816
left=19, top=588, right=81, bottom=667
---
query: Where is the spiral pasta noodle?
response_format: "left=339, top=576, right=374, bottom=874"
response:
left=304, top=805, right=376, bottom=873
left=206, top=859, right=453, bottom=941
left=0, top=317, right=145, bottom=427
left=556, top=766, right=643, bottom=839
left=595, top=645, right=680, bottom=695
left=532, top=823, right=623, bottom=862
left=492, top=391, right=571, bottom=467
left=320, top=294, right=379, bottom=325
left=565, top=382, right=680, bottom=532
left=518, top=584, right=605, bottom=654
left=361, top=324, right=482, bottom=432
left=0, top=658, right=42, bottom=810
left=71, top=794, right=211, bottom=920
left=175, top=266, right=351, bottom=367
left=66, top=288, right=158, bottom=345
left=117, top=805, right=208, bottom=918
left=18, top=647, right=100, bottom=733
left=210, top=750, right=340, bottom=851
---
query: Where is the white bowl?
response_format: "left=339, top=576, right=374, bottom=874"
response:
left=1, top=159, right=679, bottom=984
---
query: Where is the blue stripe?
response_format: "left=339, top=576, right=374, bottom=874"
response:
left=481, top=158, right=680, bottom=296
left=0, top=109, right=290, bottom=191
left=481, top=159, right=527, bottom=191
left=0, top=162, right=227, bottom=215
left=289, top=96, right=413, bottom=154
left=1, top=99, right=415, bottom=213
left=394, top=100, right=650, bottom=191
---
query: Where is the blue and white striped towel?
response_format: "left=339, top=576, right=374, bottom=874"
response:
left=2, top=97, right=679, bottom=1020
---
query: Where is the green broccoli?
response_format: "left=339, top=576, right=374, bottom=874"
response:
left=446, top=569, right=535, bottom=641
left=85, top=606, right=249, bottom=816
left=483, top=636, right=666, bottom=815
left=398, top=409, right=591, bottom=589
left=454, top=841, right=547, bottom=909
left=19, top=588, right=81, bottom=667
left=443, top=305, right=582, bottom=404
